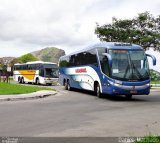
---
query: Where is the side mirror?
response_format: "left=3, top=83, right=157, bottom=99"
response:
left=102, top=53, right=112, bottom=67
left=146, top=54, right=156, bottom=66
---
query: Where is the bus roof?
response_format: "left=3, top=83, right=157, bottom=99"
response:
left=14, top=61, right=57, bottom=65
left=61, top=42, right=143, bottom=58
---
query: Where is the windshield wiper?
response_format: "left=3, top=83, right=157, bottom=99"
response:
left=123, top=53, right=133, bottom=80
left=123, top=64, right=131, bottom=79
left=131, top=62, right=144, bottom=80
left=123, top=53, right=144, bottom=81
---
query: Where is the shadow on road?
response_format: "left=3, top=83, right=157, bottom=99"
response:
left=70, top=88, right=160, bottom=102
left=11, top=82, right=160, bottom=102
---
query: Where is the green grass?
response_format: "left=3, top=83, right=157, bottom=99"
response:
left=135, top=135, right=160, bottom=143
left=151, top=81, right=160, bottom=84
left=0, top=82, right=54, bottom=95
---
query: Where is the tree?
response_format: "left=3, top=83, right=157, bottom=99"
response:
left=0, top=64, right=3, bottom=72
left=10, top=58, right=22, bottom=65
left=0, top=64, right=7, bottom=73
left=18, top=53, right=39, bottom=63
left=150, top=70, right=160, bottom=82
left=95, top=12, right=160, bottom=51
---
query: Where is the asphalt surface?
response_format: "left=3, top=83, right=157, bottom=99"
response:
left=0, top=85, right=160, bottom=137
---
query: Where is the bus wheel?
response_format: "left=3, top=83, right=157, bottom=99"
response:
left=67, top=80, right=71, bottom=91
left=125, top=95, right=132, bottom=99
left=21, top=77, right=25, bottom=84
left=18, top=77, right=21, bottom=83
left=64, top=80, right=68, bottom=90
left=95, top=83, right=102, bottom=98
left=36, top=78, right=40, bottom=85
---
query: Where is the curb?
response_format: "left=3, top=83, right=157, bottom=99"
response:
left=0, top=90, right=57, bottom=102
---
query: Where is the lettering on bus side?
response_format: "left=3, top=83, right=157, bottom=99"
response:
left=75, top=68, right=87, bottom=73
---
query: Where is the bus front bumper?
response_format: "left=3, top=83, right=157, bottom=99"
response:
left=102, top=83, right=150, bottom=95
left=43, top=78, right=58, bottom=84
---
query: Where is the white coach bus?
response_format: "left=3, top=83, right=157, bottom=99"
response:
left=13, top=61, right=58, bottom=85
left=59, top=42, right=156, bottom=98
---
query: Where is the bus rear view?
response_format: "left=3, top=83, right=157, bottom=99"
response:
left=59, top=42, right=156, bottom=99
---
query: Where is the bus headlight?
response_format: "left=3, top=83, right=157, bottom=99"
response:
left=108, top=80, right=122, bottom=87
left=108, top=80, right=114, bottom=85
left=146, top=83, right=150, bottom=87
left=114, top=83, right=121, bottom=87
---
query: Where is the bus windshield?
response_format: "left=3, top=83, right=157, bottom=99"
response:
left=43, top=64, right=58, bottom=78
left=108, top=49, right=150, bottom=81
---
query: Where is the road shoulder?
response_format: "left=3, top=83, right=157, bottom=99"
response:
left=0, top=90, right=57, bottom=102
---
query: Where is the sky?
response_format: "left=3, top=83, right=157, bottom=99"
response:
left=0, top=0, right=160, bottom=71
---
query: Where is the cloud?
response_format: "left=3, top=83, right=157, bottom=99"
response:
left=0, top=0, right=159, bottom=57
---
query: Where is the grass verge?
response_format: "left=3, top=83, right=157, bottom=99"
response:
left=135, top=135, right=160, bottom=143
left=151, top=81, right=160, bottom=84
left=0, top=82, right=54, bottom=95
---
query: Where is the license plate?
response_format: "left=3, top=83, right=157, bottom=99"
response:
left=130, top=90, right=137, bottom=94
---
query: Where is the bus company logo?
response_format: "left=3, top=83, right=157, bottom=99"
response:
left=75, top=68, right=87, bottom=73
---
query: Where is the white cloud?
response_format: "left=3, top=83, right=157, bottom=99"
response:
left=0, top=0, right=159, bottom=58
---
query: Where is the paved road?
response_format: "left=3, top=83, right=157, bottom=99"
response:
left=0, top=85, right=160, bottom=137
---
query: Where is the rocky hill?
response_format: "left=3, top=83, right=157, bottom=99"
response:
left=0, top=47, right=65, bottom=65
left=31, top=47, right=65, bottom=63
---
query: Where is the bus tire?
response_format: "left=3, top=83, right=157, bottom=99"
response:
left=18, top=77, right=21, bottom=83
left=21, top=77, right=25, bottom=84
left=95, top=83, right=102, bottom=98
left=125, top=94, right=132, bottom=99
left=36, top=78, right=40, bottom=85
left=67, top=80, right=71, bottom=91
left=64, top=80, right=68, bottom=90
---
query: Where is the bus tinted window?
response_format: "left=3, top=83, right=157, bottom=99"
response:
left=84, top=50, right=97, bottom=66
left=69, top=55, right=76, bottom=66
left=43, top=64, right=58, bottom=68
left=98, top=48, right=110, bottom=76
left=14, top=65, right=27, bottom=70
left=60, top=49, right=98, bottom=67
left=59, top=56, right=70, bottom=67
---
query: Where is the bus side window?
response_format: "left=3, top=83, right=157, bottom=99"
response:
left=59, top=57, right=70, bottom=67
left=70, top=55, right=76, bottom=67
left=28, top=65, right=31, bottom=70
left=39, top=68, right=44, bottom=77
left=98, top=48, right=110, bottom=77
left=82, top=50, right=98, bottom=66
left=101, top=56, right=110, bottom=76
left=37, top=64, right=41, bottom=70
left=14, top=65, right=17, bottom=70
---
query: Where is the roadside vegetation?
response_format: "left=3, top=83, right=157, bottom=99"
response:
left=0, top=82, right=54, bottom=95
left=135, top=135, right=160, bottom=143
left=151, top=81, right=160, bottom=84
left=150, top=70, right=160, bottom=85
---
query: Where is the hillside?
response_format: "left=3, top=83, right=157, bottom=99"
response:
left=31, top=47, right=65, bottom=63
left=0, top=47, right=65, bottom=65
